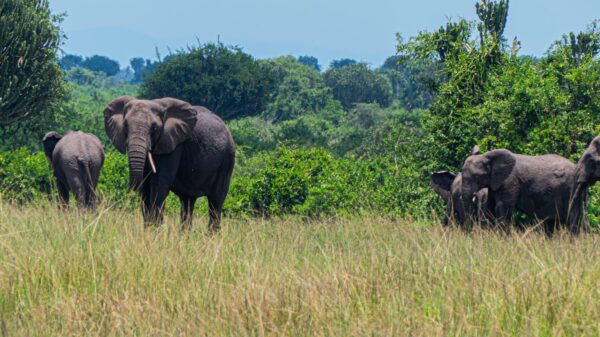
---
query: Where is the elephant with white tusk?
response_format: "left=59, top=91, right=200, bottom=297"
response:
left=104, top=96, right=235, bottom=231
left=458, top=139, right=600, bottom=235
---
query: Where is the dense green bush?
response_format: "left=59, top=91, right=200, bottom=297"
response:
left=0, top=148, right=52, bottom=202
left=225, top=147, right=436, bottom=218
left=0, top=146, right=436, bottom=219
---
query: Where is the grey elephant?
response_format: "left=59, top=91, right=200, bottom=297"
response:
left=42, top=131, right=105, bottom=209
left=568, top=136, right=600, bottom=234
left=104, top=96, right=235, bottom=231
left=431, top=170, right=492, bottom=228
left=459, top=147, right=588, bottom=235
left=431, top=146, right=494, bottom=228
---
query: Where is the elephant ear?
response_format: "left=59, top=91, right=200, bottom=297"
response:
left=153, top=98, right=198, bottom=155
left=430, top=170, right=456, bottom=203
left=104, top=96, right=135, bottom=153
left=487, top=149, right=516, bottom=191
left=42, top=131, right=62, bottom=161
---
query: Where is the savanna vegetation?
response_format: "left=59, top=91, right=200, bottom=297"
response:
left=1, top=0, right=600, bottom=334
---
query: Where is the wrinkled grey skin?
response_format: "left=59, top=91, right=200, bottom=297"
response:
left=460, top=148, right=581, bottom=235
left=42, top=131, right=104, bottom=210
left=431, top=171, right=492, bottom=228
left=104, top=96, right=235, bottom=231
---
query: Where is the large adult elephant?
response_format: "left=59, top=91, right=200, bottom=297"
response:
left=460, top=148, right=583, bottom=235
left=42, top=131, right=104, bottom=209
left=104, top=96, right=235, bottom=231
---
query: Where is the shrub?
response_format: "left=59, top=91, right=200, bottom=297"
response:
left=0, top=148, right=52, bottom=202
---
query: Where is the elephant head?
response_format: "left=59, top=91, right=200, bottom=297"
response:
left=460, top=147, right=515, bottom=217
left=42, top=131, right=62, bottom=161
left=104, top=96, right=197, bottom=190
left=569, top=136, right=600, bottom=232
left=430, top=146, right=495, bottom=227
left=574, top=136, right=600, bottom=187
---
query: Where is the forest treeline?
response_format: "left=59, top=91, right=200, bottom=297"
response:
left=1, top=0, right=599, bottom=223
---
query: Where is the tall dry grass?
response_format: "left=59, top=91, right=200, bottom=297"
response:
left=0, top=202, right=598, bottom=336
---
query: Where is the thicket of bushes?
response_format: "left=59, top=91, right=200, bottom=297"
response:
left=0, top=146, right=437, bottom=219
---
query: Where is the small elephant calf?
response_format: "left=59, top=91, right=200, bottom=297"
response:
left=42, top=131, right=105, bottom=209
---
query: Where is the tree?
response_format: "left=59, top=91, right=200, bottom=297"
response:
left=329, top=58, right=357, bottom=69
left=297, top=55, right=320, bottom=71
left=130, top=57, right=159, bottom=83
left=59, top=54, right=83, bottom=70
left=140, top=43, right=274, bottom=120
left=475, top=0, right=510, bottom=67
left=380, top=55, right=438, bottom=109
left=130, top=57, right=145, bottom=76
left=323, top=63, right=392, bottom=109
left=261, top=56, right=335, bottom=121
left=0, top=0, right=66, bottom=126
left=80, top=55, right=120, bottom=76
left=65, top=67, right=100, bottom=85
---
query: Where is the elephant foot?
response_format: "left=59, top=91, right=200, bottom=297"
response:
left=208, top=222, right=221, bottom=233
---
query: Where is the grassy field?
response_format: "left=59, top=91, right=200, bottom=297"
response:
left=0, top=203, right=599, bottom=336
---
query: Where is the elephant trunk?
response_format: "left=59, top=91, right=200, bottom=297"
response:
left=127, top=131, right=150, bottom=191
left=461, top=184, right=478, bottom=217
left=568, top=182, right=588, bottom=233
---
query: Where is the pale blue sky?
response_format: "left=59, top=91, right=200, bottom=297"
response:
left=50, top=0, right=599, bottom=69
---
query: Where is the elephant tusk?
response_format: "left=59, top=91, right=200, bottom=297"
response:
left=148, top=152, right=157, bottom=174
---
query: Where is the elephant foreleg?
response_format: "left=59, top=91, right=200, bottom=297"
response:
left=543, top=219, right=556, bottom=237
left=442, top=203, right=452, bottom=227
left=141, top=149, right=182, bottom=227
left=140, top=181, right=157, bottom=227
left=494, top=201, right=514, bottom=231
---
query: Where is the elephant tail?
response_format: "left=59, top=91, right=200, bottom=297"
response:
left=77, top=157, right=94, bottom=192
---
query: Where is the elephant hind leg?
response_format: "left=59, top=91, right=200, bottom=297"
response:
left=206, top=160, right=234, bottom=232
left=84, top=165, right=101, bottom=210
left=207, top=196, right=224, bottom=232
left=67, top=175, right=86, bottom=209
left=84, top=188, right=97, bottom=211
left=179, top=196, right=197, bottom=231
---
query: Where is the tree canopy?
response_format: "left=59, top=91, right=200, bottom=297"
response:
left=140, top=43, right=273, bottom=120
left=324, top=63, right=392, bottom=109
left=297, top=56, right=321, bottom=72
left=329, top=58, right=358, bottom=69
left=261, top=56, right=335, bottom=122
left=79, top=55, right=120, bottom=76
